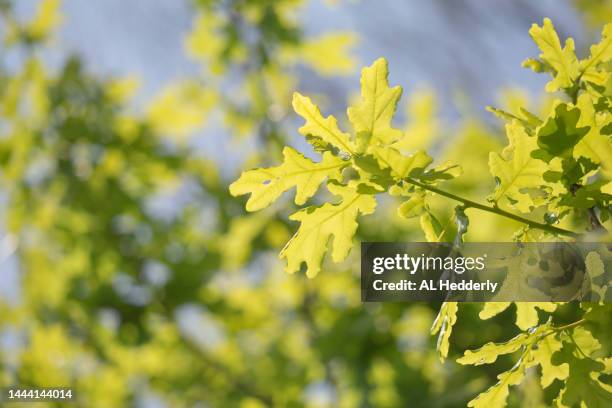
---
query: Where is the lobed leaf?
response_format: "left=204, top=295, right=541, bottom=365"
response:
left=465, top=324, right=563, bottom=407
left=479, top=302, right=557, bottom=331
left=419, top=211, right=445, bottom=242
left=515, top=302, right=557, bottom=331
left=229, top=147, right=346, bottom=211
left=552, top=343, right=612, bottom=407
left=533, top=104, right=590, bottom=162
left=397, top=191, right=426, bottom=219
left=488, top=121, right=549, bottom=213
left=370, top=146, right=432, bottom=179
left=457, top=332, right=529, bottom=366
left=479, top=302, right=511, bottom=320
left=574, top=94, right=612, bottom=178
left=580, top=23, right=612, bottom=83
left=572, top=326, right=602, bottom=356
left=348, top=58, right=403, bottom=150
left=525, top=18, right=579, bottom=92
left=279, top=181, right=376, bottom=277
left=529, top=334, right=568, bottom=387
left=292, top=92, right=356, bottom=155
left=467, top=359, right=526, bottom=408
left=430, top=302, right=458, bottom=361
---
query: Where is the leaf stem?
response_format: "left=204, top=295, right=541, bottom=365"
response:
left=539, top=319, right=586, bottom=341
left=404, top=177, right=580, bottom=238
left=553, top=318, right=586, bottom=332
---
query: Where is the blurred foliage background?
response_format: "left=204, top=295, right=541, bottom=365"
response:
left=0, top=0, right=610, bottom=407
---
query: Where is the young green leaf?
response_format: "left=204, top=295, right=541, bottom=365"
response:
left=347, top=58, right=403, bottom=150
left=515, top=302, right=557, bottom=331
left=459, top=322, right=568, bottom=388
left=397, top=191, right=426, bottom=218
left=479, top=302, right=511, bottom=320
left=467, top=360, right=526, bottom=408
left=464, top=324, right=560, bottom=408
left=430, top=301, right=458, bottom=361
left=525, top=18, right=579, bottom=92
left=370, top=146, right=432, bottom=179
left=292, top=92, right=356, bottom=155
left=229, top=147, right=346, bottom=211
left=529, top=334, right=569, bottom=387
left=420, top=211, right=445, bottom=242
left=580, top=23, right=612, bottom=83
left=486, top=106, right=538, bottom=132
left=457, top=332, right=529, bottom=366
left=453, top=206, right=469, bottom=245
left=279, top=181, right=376, bottom=277
left=489, top=122, right=549, bottom=212
left=572, top=326, right=602, bottom=356
left=574, top=94, right=612, bottom=176
left=533, top=104, right=590, bottom=162
left=479, top=302, right=557, bottom=331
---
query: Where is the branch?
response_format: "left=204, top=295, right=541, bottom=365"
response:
left=404, top=178, right=580, bottom=238
left=552, top=319, right=586, bottom=332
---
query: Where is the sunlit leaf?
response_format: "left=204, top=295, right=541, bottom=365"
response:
left=348, top=58, right=403, bottom=149
left=280, top=181, right=376, bottom=277
left=525, top=18, right=579, bottom=92
left=229, top=147, right=346, bottom=211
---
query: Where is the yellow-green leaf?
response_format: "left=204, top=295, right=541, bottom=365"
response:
left=370, top=146, right=432, bottom=180
left=552, top=343, right=612, bottom=408
left=529, top=333, right=568, bottom=387
left=464, top=324, right=565, bottom=407
left=292, top=92, right=356, bottom=155
left=580, top=23, right=612, bottom=77
left=420, top=211, right=445, bottom=242
left=489, top=122, right=549, bottom=213
left=431, top=302, right=458, bottom=361
left=398, top=192, right=425, bottom=218
left=479, top=302, right=557, bottom=331
left=280, top=182, right=376, bottom=277
left=574, top=94, right=612, bottom=178
left=229, top=147, right=345, bottom=211
left=486, top=106, right=542, bottom=131
left=526, top=18, right=579, bottom=92
left=572, top=326, right=602, bottom=356
left=457, top=333, right=529, bottom=366
left=348, top=58, right=403, bottom=149
left=515, top=302, right=557, bottom=331
left=601, top=357, right=612, bottom=375
left=479, top=302, right=511, bottom=320
left=467, top=361, right=526, bottom=408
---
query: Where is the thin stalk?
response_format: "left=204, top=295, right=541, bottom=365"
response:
left=540, top=318, right=587, bottom=341
left=552, top=318, right=586, bottom=332
left=404, top=177, right=580, bottom=238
